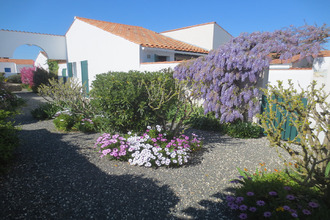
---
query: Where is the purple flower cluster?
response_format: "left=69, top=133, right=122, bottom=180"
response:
left=174, top=24, right=329, bottom=122
left=81, top=118, right=93, bottom=124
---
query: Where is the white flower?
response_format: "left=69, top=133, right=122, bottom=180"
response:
left=147, top=126, right=151, bottom=130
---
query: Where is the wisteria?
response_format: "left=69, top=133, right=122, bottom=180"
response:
left=94, top=125, right=202, bottom=167
left=174, top=24, right=329, bottom=122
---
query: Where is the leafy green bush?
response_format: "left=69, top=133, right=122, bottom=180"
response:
left=227, top=164, right=330, bottom=219
left=53, top=113, right=75, bottom=131
left=32, top=67, right=57, bottom=93
left=224, top=120, right=261, bottom=138
left=184, top=106, right=223, bottom=131
left=0, top=84, right=24, bottom=111
left=6, top=74, right=22, bottom=83
left=90, top=70, right=177, bottom=133
left=0, top=110, right=19, bottom=172
left=72, top=116, right=96, bottom=133
left=31, top=102, right=62, bottom=120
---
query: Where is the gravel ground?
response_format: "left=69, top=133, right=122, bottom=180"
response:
left=0, top=91, right=290, bottom=219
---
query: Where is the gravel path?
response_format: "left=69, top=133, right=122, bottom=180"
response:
left=0, top=91, right=288, bottom=219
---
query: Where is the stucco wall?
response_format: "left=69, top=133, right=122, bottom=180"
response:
left=0, top=62, right=17, bottom=76
left=161, top=23, right=232, bottom=51
left=66, top=18, right=141, bottom=88
left=0, top=30, right=66, bottom=60
left=34, top=52, right=49, bottom=71
left=161, top=23, right=215, bottom=51
left=139, top=61, right=180, bottom=72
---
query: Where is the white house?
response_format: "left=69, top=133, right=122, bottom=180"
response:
left=161, top=22, right=233, bottom=51
left=65, top=17, right=232, bottom=91
left=267, top=51, right=330, bottom=98
left=34, top=51, right=67, bottom=77
left=0, top=58, right=34, bottom=77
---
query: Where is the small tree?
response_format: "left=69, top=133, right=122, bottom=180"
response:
left=20, top=67, right=35, bottom=87
left=38, top=78, right=94, bottom=117
left=258, top=80, right=330, bottom=201
left=47, top=60, right=59, bottom=75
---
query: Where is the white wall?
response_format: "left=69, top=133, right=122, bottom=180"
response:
left=212, top=23, right=233, bottom=50
left=0, top=62, right=17, bottom=76
left=140, top=47, right=175, bottom=63
left=34, top=52, right=49, bottom=71
left=0, top=30, right=67, bottom=60
left=66, top=18, right=141, bottom=88
left=161, top=22, right=232, bottom=51
left=139, top=61, right=180, bottom=72
left=16, top=64, right=34, bottom=73
left=267, top=69, right=314, bottom=91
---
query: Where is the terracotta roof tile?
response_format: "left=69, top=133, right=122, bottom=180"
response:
left=270, top=50, right=330, bottom=64
left=75, top=17, right=208, bottom=54
left=0, top=58, right=34, bottom=65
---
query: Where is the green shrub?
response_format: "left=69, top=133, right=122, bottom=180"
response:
left=53, top=113, right=75, bottom=131
left=31, top=102, right=62, bottom=120
left=0, top=110, right=19, bottom=171
left=224, top=120, right=261, bottom=138
left=0, top=84, right=25, bottom=111
left=6, top=74, right=22, bottom=83
left=90, top=70, right=177, bottom=133
left=227, top=164, right=330, bottom=219
left=184, top=106, right=223, bottom=131
left=32, top=67, right=57, bottom=93
left=72, top=116, right=96, bottom=133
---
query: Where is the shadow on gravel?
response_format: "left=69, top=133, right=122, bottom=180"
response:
left=0, top=128, right=180, bottom=219
left=184, top=128, right=242, bottom=167
left=182, top=189, right=235, bottom=220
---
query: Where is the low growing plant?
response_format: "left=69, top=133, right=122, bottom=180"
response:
left=72, top=117, right=96, bottom=133
left=94, top=125, right=202, bottom=167
left=0, top=110, right=19, bottom=172
left=6, top=74, right=22, bottom=83
left=224, top=120, right=262, bottom=139
left=227, top=164, right=330, bottom=219
left=31, top=102, right=62, bottom=120
left=53, top=113, right=75, bottom=132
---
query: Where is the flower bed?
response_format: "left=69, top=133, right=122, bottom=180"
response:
left=94, top=125, right=202, bottom=167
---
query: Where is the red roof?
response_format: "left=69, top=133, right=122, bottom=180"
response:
left=75, top=17, right=208, bottom=54
left=270, top=50, right=330, bottom=64
left=0, top=58, right=34, bottom=65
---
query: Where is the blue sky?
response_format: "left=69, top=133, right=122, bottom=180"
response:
left=1, top=0, right=330, bottom=60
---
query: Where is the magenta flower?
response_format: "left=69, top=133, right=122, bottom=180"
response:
left=239, top=213, right=248, bottom=219
left=263, top=211, right=271, bottom=217
left=249, top=207, right=257, bottom=212
left=239, top=205, right=248, bottom=211
left=308, top=201, right=319, bottom=208
left=246, top=192, right=254, bottom=196
left=291, top=213, right=298, bottom=218
left=226, top=195, right=235, bottom=202
left=283, top=186, right=291, bottom=190
left=286, top=195, right=295, bottom=200
left=283, top=205, right=290, bottom=211
left=269, top=191, right=277, bottom=196
left=302, top=209, right=311, bottom=215
left=236, top=197, right=244, bottom=203
left=256, top=200, right=265, bottom=206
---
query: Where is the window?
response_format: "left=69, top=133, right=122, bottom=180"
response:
left=4, top=68, right=11, bottom=73
left=175, top=53, right=200, bottom=61
left=155, top=55, right=168, bottom=62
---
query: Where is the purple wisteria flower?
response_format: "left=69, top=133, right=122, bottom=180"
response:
left=308, top=201, right=319, bottom=208
left=302, top=209, right=311, bottom=215
left=239, top=205, right=248, bottom=211
left=249, top=207, right=257, bottom=212
left=263, top=211, right=272, bottom=218
left=286, top=195, right=295, bottom=200
left=246, top=192, right=254, bottom=196
left=269, top=191, right=277, bottom=196
left=256, top=200, right=265, bottom=206
left=239, top=213, right=248, bottom=219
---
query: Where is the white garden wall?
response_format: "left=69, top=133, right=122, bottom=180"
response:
left=139, top=61, right=180, bottom=72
